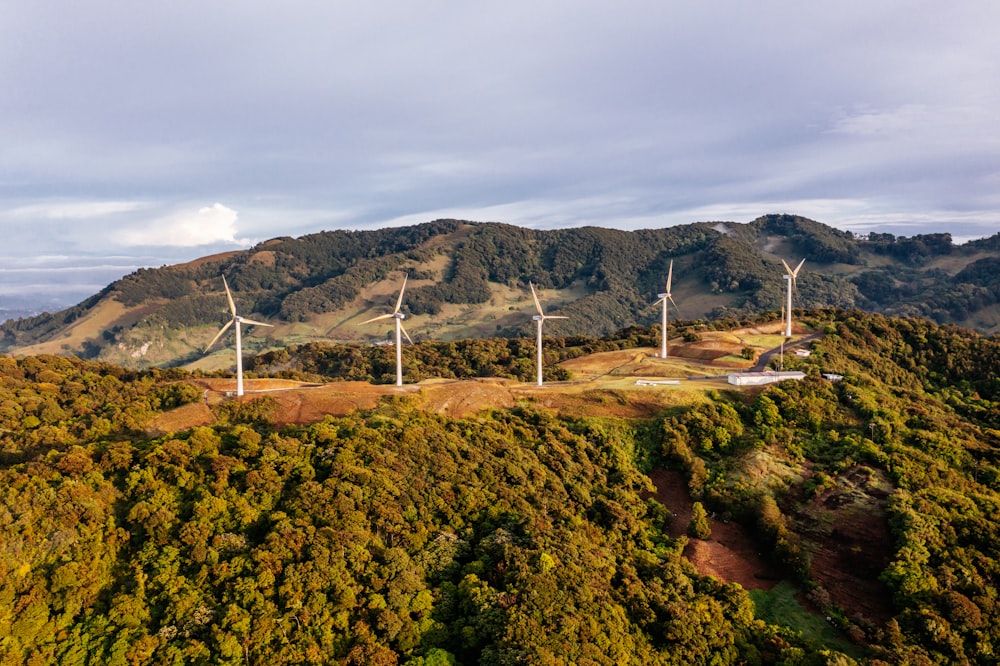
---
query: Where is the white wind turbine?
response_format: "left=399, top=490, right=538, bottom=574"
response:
left=781, top=258, right=805, bottom=338
left=361, top=275, right=412, bottom=387
left=653, top=260, right=678, bottom=358
left=205, top=275, right=273, bottom=397
left=529, top=282, right=568, bottom=387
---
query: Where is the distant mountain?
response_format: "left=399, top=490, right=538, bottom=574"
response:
left=0, top=308, right=43, bottom=324
left=2, top=214, right=999, bottom=368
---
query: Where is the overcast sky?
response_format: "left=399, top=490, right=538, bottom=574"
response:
left=2, top=2, right=999, bottom=312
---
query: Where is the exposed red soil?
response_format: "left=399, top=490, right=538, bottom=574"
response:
left=260, top=382, right=392, bottom=426
left=418, top=379, right=517, bottom=417
left=146, top=401, right=216, bottom=436
left=647, top=468, right=781, bottom=590
left=160, top=375, right=690, bottom=432
left=798, top=467, right=895, bottom=626
left=647, top=467, right=895, bottom=628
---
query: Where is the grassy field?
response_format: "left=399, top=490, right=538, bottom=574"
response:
left=749, top=581, right=861, bottom=657
left=738, top=333, right=789, bottom=348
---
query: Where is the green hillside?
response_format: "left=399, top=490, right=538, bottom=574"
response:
left=2, top=215, right=1000, bottom=370
left=2, top=311, right=1000, bottom=663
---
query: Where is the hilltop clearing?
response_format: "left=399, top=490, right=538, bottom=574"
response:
left=148, top=324, right=815, bottom=433
left=238, top=319, right=818, bottom=389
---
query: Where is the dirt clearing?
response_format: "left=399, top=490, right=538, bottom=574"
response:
left=647, top=468, right=781, bottom=591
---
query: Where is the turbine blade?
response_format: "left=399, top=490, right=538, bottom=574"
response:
left=222, top=275, right=237, bottom=317
left=546, top=315, right=569, bottom=320
left=205, top=319, right=233, bottom=351
left=360, top=313, right=395, bottom=325
left=666, top=260, right=674, bottom=294
left=529, top=282, right=544, bottom=316
left=399, top=321, right=413, bottom=344
left=653, top=296, right=666, bottom=307
left=240, top=318, right=273, bottom=328
left=394, top=274, right=408, bottom=313
left=793, top=258, right=806, bottom=276
left=781, top=259, right=793, bottom=275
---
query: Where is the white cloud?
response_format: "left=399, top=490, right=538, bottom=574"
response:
left=827, top=105, right=933, bottom=137
left=7, top=200, right=151, bottom=219
left=661, top=200, right=875, bottom=226
left=119, top=203, right=248, bottom=247
left=375, top=196, right=651, bottom=231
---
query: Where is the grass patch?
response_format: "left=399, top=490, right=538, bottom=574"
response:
left=716, top=354, right=753, bottom=366
left=739, top=334, right=787, bottom=348
left=749, top=581, right=861, bottom=657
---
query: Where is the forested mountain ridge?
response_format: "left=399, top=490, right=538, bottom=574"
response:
left=3, top=312, right=1000, bottom=662
left=2, top=214, right=999, bottom=370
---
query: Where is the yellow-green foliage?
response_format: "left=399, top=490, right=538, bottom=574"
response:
left=5, top=311, right=1000, bottom=663
left=0, top=366, right=835, bottom=664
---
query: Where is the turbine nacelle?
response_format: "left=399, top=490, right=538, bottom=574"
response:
left=781, top=258, right=805, bottom=282
left=205, top=277, right=273, bottom=353
left=235, top=315, right=270, bottom=327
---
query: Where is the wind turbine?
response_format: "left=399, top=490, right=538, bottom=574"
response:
left=653, top=260, right=678, bottom=358
left=780, top=258, right=805, bottom=338
left=205, top=275, right=273, bottom=397
left=361, top=275, right=412, bottom=387
left=529, top=282, right=568, bottom=387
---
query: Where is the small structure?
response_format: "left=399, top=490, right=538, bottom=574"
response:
left=635, top=379, right=681, bottom=386
left=794, top=349, right=812, bottom=358
left=822, top=373, right=843, bottom=382
left=727, top=371, right=806, bottom=386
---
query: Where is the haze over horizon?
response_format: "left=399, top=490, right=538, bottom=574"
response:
left=2, top=2, right=999, bottom=313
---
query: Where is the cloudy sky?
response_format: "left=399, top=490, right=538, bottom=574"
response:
left=2, top=2, right=999, bottom=312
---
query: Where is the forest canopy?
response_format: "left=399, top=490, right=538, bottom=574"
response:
left=3, top=311, right=1000, bottom=663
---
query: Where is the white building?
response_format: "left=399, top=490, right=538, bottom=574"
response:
left=727, top=371, right=806, bottom=386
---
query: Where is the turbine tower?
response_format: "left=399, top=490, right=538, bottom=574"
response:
left=205, top=275, right=273, bottom=397
left=781, top=258, right=805, bottom=338
left=653, top=260, right=678, bottom=358
left=529, top=282, right=568, bottom=387
left=361, top=275, right=412, bottom=387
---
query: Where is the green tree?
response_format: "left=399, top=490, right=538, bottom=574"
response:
left=688, top=502, right=711, bottom=539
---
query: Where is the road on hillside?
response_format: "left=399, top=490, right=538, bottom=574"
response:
left=750, top=332, right=824, bottom=372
